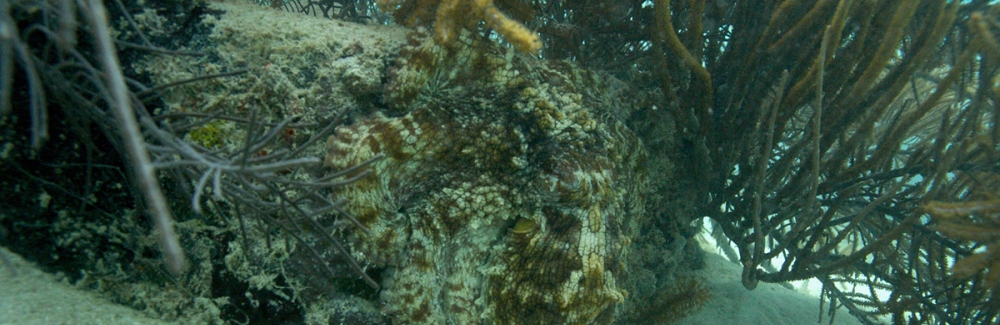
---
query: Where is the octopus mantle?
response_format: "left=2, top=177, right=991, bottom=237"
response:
left=325, top=34, right=647, bottom=325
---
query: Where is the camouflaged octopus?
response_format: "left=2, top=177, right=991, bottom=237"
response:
left=324, top=32, right=648, bottom=324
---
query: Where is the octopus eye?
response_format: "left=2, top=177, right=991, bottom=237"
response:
left=553, top=162, right=582, bottom=192
left=512, top=217, right=536, bottom=234
left=558, top=171, right=580, bottom=191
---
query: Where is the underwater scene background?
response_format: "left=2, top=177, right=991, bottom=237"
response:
left=1, top=0, right=998, bottom=324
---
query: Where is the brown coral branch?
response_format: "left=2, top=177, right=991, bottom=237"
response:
left=924, top=200, right=1000, bottom=219
left=840, top=0, right=919, bottom=108
left=783, top=0, right=853, bottom=111
left=766, top=0, right=836, bottom=53
left=686, top=0, right=705, bottom=59
left=654, top=0, right=713, bottom=134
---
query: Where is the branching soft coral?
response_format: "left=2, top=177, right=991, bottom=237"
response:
left=925, top=198, right=1000, bottom=287
left=923, top=171, right=1000, bottom=288
left=377, top=0, right=542, bottom=54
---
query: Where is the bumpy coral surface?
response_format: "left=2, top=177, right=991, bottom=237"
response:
left=324, top=32, right=647, bottom=324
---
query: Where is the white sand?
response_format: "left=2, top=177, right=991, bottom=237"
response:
left=0, top=247, right=174, bottom=325
left=1, top=246, right=862, bottom=325
left=677, top=253, right=862, bottom=325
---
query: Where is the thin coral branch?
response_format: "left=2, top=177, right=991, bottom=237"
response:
left=0, top=0, right=15, bottom=117
left=114, top=40, right=206, bottom=57
left=270, top=183, right=380, bottom=289
left=145, top=105, right=382, bottom=289
left=79, top=0, right=187, bottom=275
left=10, top=28, right=47, bottom=153
left=136, top=69, right=248, bottom=99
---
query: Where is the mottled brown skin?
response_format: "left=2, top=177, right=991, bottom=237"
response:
left=324, top=32, right=647, bottom=324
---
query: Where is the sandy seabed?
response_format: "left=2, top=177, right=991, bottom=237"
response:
left=0, top=247, right=174, bottom=325
left=1, top=246, right=861, bottom=325
left=675, top=253, right=862, bottom=325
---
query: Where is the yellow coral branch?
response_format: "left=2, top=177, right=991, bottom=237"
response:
left=378, top=0, right=542, bottom=54
left=478, top=0, right=541, bottom=54
left=434, top=0, right=461, bottom=44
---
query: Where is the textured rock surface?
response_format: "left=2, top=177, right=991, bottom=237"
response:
left=325, top=31, right=648, bottom=324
